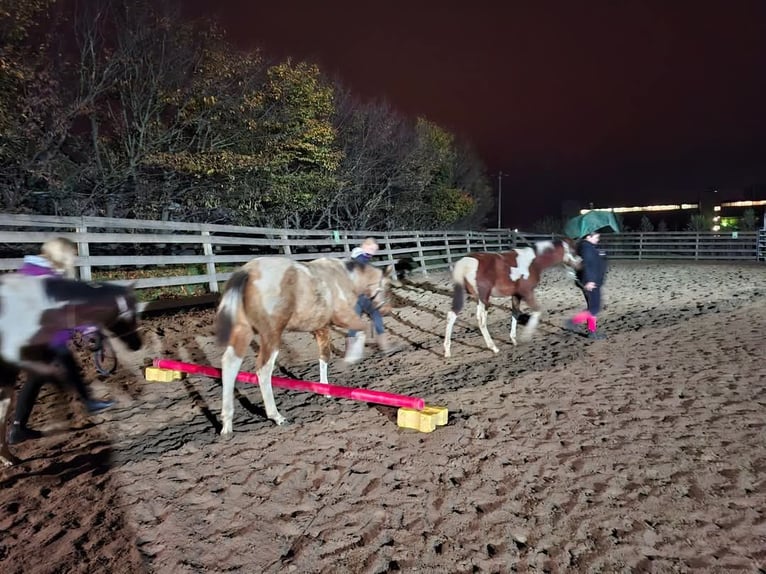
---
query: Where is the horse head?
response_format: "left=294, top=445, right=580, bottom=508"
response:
left=69, top=281, right=143, bottom=351
left=347, top=260, right=400, bottom=315
left=557, top=237, right=582, bottom=270
left=106, top=284, right=143, bottom=351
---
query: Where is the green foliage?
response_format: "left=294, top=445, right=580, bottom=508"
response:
left=531, top=215, right=564, bottom=234
left=687, top=213, right=712, bottom=231
left=639, top=215, right=654, bottom=232
left=739, top=208, right=758, bottom=231
left=432, top=188, right=474, bottom=224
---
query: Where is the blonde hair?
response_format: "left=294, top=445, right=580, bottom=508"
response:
left=361, top=237, right=379, bottom=254
left=41, top=237, right=78, bottom=278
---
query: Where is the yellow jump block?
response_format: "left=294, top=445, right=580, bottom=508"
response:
left=145, top=367, right=185, bottom=382
left=397, top=405, right=449, bottom=433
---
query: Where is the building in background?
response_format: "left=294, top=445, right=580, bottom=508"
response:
left=577, top=188, right=766, bottom=231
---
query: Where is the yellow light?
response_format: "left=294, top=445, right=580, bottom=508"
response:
left=579, top=204, right=698, bottom=214
left=713, top=205, right=721, bottom=212
left=712, top=225, right=721, bottom=231
left=721, top=200, right=766, bottom=208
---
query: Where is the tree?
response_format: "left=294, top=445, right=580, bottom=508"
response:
left=687, top=213, right=711, bottom=231
left=739, top=208, right=758, bottom=231
left=531, top=215, right=564, bottom=234
left=639, top=215, right=654, bottom=232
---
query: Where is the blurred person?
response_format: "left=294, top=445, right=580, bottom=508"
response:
left=345, top=238, right=403, bottom=360
left=8, top=238, right=114, bottom=445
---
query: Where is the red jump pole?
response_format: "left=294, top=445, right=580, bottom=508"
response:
left=153, top=358, right=425, bottom=411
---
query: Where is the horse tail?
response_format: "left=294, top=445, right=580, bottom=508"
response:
left=451, top=282, right=466, bottom=314
left=216, top=270, right=249, bottom=345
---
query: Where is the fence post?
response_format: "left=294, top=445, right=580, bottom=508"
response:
left=76, top=224, right=92, bottom=281
left=202, top=230, right=218, bottom=293
left=638, top=232, right=643, bottom=261
left=444, top=233, right=452, bottom=265
left=695, top=233, right=700, bottom=260
left=383, top=234, right=394, bottom=264
left=281, top=232, right=292, bottom=257
left=466, top=231, right=472, bottom=253
left=416, top=232, right=427, bottom=276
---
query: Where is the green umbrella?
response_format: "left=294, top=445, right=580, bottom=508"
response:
left=564, top=210, right=621, bottom=239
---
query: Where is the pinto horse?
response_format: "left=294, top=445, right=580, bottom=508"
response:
left=0, top=274, right=142, bottom=465
left=215, top=257, right=400, bottom=435
left=443, top=238, right=580, bottom=357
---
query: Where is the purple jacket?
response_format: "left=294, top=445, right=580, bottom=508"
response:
left=18, top=255, right=59, bottom=277
left=18, top=255, right=95, bottom=346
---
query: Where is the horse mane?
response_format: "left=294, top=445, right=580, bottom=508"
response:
left=43, top=277, right=132, bottom=304
left=344, top=259, right=367, bottom=273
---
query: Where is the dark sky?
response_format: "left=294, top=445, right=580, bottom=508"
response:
left=188, top=1, right=766, bottom=226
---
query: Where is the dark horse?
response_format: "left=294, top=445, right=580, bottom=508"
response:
left=443, top=238, right=581, bottom=357
left=215, top=256, right=401, bottom=435
left=0, top=274, right=142, bottom=465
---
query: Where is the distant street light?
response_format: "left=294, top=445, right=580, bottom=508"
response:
left=497, top=171, right=506, bottom=228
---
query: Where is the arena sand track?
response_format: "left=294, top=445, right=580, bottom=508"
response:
left=1, top=261, right=765, bottom=573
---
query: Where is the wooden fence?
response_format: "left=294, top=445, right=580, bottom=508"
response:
left=0, top=214, right=515, bottom=297
left=0, top=215, right=763, bottom=303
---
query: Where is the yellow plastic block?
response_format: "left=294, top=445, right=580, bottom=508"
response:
left=422, top=406, right=449, bottom=426
left=145, top=367, right=185, bottom=382
left=397, top=405, right=449, bottom=433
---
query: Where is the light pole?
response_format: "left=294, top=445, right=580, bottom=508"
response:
left=497, top=171, right=505, bottom=228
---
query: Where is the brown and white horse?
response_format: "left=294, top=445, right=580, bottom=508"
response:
left=215, top=257, right=400, bottom=434
left=443, top=238, right=580, bottom=357
left=0, top=274, right=142, bottom=465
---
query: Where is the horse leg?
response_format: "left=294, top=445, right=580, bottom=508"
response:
left=476, top=300, right=499, bottom=354
left=518, top=294, right=541, bottom=343
left=0, top=388, right=20, bottom=466
left=443, top=310, right=458, bottom=358
left=337, top=305, right=367, bottom=364
left=509, top=296, right=521, bottom=346
left=0, top=362, right=21, bottom=465
left=220, top=324, right=253, bottom=436
left=256, top=344, right=288, bottom=426
left=314, top=327, right=331, bottom=384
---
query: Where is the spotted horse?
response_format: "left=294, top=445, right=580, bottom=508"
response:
left=443, top=238, right=581, bottom=357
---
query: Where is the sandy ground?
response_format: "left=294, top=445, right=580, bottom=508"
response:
left=1, top=260, right=765, bottom=574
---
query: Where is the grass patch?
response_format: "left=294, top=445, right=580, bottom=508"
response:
left=92, top=263, right=240, bottom=302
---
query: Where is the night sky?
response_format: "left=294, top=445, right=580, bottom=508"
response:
left=187, top=1, right=766, bottom=225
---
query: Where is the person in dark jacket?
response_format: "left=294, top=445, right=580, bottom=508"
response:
left=344, top=237, right=402, bottom=361
left=565, top=231, right=608, bottom=339
left=8, top=238, right=114, bottom=445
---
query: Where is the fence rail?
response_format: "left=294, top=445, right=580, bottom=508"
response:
left=0, top=214, right=515, bottom=296
left=0, top=215, right=763, bottom=302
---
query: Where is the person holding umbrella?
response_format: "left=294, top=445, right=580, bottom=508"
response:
left=563, top=210, right=618, bottom=340
left=565, top=231, right=608, bottom=339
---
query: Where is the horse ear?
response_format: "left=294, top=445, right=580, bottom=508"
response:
left=384, top=263, right=402, bottom=286
left=393, top=257, right=414, bottom=281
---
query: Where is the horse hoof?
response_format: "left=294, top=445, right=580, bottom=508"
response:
left=491, top=346, right=500, bottom=354
left=0, top=449, right=21, bottom=466
left=274, top=417, right=291, bottom=426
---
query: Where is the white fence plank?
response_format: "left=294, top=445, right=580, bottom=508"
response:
left=0, top=215, right=762, bottom=303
